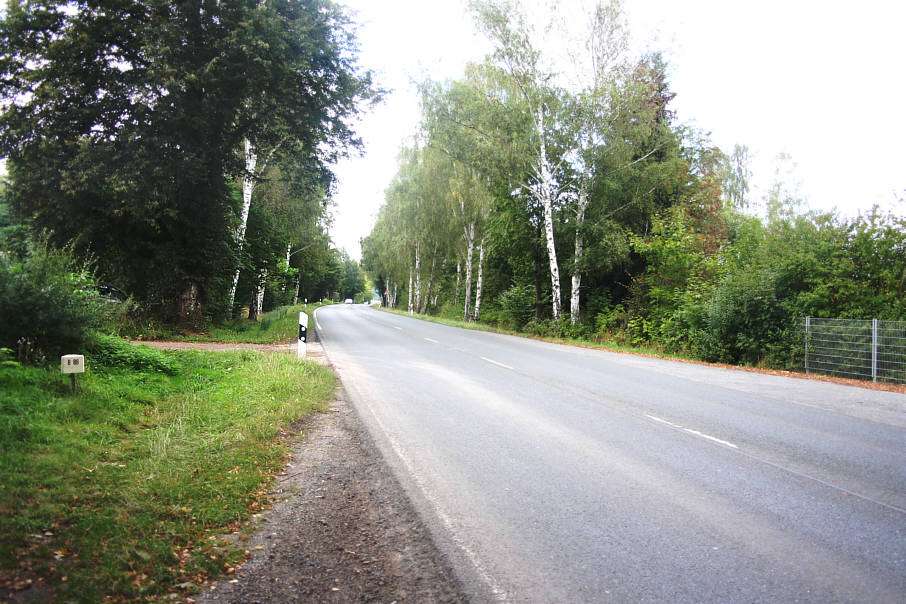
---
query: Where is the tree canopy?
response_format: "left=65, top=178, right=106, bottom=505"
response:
left=361, top=0, right=906, bottom=372
left=0, top=0, right=376, bottom=322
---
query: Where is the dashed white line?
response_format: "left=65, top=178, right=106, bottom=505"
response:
left=393, top=326, right=403, bottom=331
left=481, top=356, right=514, bottom=370
left=424, top=337, right=439, bottom=343
left=682, top=428, right=739, bottom=449
left=645, top=413, right=904, bottom=514
left=645, top=414, right=680, bottom=428
left=645, top=414, right=738, bottom=449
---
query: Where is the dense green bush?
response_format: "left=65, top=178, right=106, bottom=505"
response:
left=524, top=316, right=590, bottom=340
left=691, top=268, right=787, bottom=365
left=86, top=332, right=181, bottom=375
left=594, top=303, right=630, bottom=343
left=623, top=207, right=906, bottom=369
left=496, top=284, right=537, bottom=329
left=0, top=237, right=119, bottom=363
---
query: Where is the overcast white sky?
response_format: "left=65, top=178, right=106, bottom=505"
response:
left=332, top=0, right=906, bottom=258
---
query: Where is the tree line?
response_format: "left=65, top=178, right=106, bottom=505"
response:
left=0, top=0, right=374, bottom=333
left=362, top=0, right=906, bottom=370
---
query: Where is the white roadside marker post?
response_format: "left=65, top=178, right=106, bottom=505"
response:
left=298, top=312, right=308, bottom=360
left=61, top=354, right=85, bottom=394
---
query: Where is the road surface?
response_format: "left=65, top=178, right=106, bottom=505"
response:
left=316, top=304, right=906, bottom=603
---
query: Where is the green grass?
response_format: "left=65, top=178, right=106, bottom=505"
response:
left=0, top=342, right=335, bottom=602
left=153, top=303, right=330, bottom=344
left=378, top=306, right=688, bottom=360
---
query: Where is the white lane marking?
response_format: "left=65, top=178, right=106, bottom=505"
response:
left=646, top=414, right=905, bottom=515
left=312, top=306, right=323, bottom=332
left=645, top=414, right=738, bottom=448
left=424, top=337, right=439, bottom=343
left=393, top=326, right=403, bottom=331
left=682, top=428, right=739, bottom=449
left=481, top=356, right=513, bottom=370
left=645, top=414, right=680, bottom=428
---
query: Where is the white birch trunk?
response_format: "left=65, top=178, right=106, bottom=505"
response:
left=463, top=222, right=475, bottom=321
left=421, top=243, right=437, bottom=314
left=228, top=138, right=258, bottom=310
left=536, top=108, right=562, bottom=320
left=255, top=268, right=266, bottom=318
left=414, top=241, right=422, bottom=314
left=455, top=261, right=462, bottom=305
left=293, top=271, right=301, bottom=306
left=570, top=186, right=590, bottom=324
left=282, top=243, right=292, bottom=293
left=392, top=283, right=398, bottom=308
left=473, top=239, right=486, bottom=321
left=407, top=266, right=414, bottom=313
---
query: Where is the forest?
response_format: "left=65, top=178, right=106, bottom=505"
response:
left=361, top=0, right=906, bottom=370
left=0, top=0, right=373, bottom=360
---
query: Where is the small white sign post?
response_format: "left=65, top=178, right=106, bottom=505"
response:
left=298, top=312, right=308, bottom=359
left=61, top=354, right=85, bottom=394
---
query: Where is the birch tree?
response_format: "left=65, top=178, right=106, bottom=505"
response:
left=228, top=138, right=284, bottom=311
left=421, top=64, right=520, bottom=320
left=560, top=0, right=631, bottom=324
left=471, top=0, right=567, bottom=319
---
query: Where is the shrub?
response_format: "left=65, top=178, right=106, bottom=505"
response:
left=86, top=332, right=181, bottom=374
left=524, top=316, right=590, bottom=340
left=595, top=304, right=628, bottom=335
left=691, top=268, right=788, bottom=365
left=496, top=284, right=536, bottom=329
left=0, top=237, right=117, bottom=363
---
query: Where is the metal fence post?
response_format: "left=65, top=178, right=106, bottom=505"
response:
left=872, top=318, right=878, bottom=382
left=805, top=317, right=810, bottom=375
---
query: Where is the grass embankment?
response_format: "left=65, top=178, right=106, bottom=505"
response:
left=0, top=318, right=335, bottom=601
left=378, top=307, right=906, bottom=392
left=142, top=303, right=330, bottom=344
left=378, top=306, right=683, bottom=360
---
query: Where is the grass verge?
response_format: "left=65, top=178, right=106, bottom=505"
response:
left=144, top=303, right=331, bottom=345
left=378, top=307, right=906, bottom=393
left=377, top=306, right=683, bottom=359
left=0, top=342, right=335, bottom=602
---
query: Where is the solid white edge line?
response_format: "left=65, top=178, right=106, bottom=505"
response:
left=358, top=396, right=509, bottom=601
left=312, top=306, right=323, bottom=332
left=480, top=356, right=514, bottom=370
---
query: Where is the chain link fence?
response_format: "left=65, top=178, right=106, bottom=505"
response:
left=804, top=318, right=906, bottom=384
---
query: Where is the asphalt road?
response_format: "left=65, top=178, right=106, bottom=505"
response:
left=315, top=304, right=906, bottom=603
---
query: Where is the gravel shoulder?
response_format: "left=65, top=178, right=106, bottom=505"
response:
left=140, top=336, right=466, bottom=603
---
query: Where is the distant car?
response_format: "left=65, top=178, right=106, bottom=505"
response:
left=344, top=298, right=353, bottom=304
left=97, top=283, right=128, bottom=302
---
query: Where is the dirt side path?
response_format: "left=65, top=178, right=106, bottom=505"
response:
left=140, top=336, right=466, bottom=603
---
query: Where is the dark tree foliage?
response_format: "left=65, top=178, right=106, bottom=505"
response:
left=0, top=0, right=374, bottom=323
left=339, top=251, right=367, bottom=300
